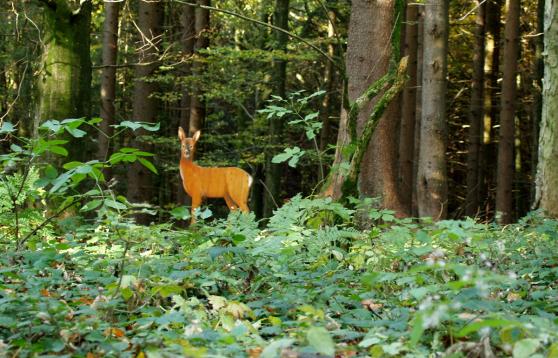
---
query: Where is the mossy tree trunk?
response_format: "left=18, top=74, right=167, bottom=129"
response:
left=534, top=0, right=558, bottom=217
left=35, top=0, right=92, bottom=132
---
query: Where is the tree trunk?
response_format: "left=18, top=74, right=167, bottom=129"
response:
left=35, top=0, right=92, bottom=133
left=530, top=0, right=544, bottom=204
left=465, top=0, right=486, bottom=217
left=180, top=4, right=196, bottom=130
left=263, top=0, right=289, bottom=218
left=534, top=0, right=558, bottom=217
left=98, top=0, right=120, bottom=168
left=483, top=0, right=502, bottom=219
left=126, top=0, right=163, bottom=213
left=495, top=0, right=520, bottom=224
left=323, top=0, right=406, bottom=218
left=319, top=9, right=336, bottom=151
left=188, top=0, right=210, bottom=135
left=399, top=1, right=419, bottom=215
left=417, top=0, right=449, bottom=220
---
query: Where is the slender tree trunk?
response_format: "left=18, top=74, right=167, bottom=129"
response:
left=534, top=0, right=558, bottom=217
left=417, top=0, right=449, bottom=219
left=530, top=0, right=544, bottom=204
left=483, top=0, right=502, bottom=218
left=35, top=0, right=92, bottom=133
left=319, top=9, right=336, bottom=151
left=98, top=0, right=120, bottom=169
left=263, top=0, right=289, bottom=218
left=465, top=0, right=486, bottom=217
left=188, top=0, right=210, bottom=135
left=399, top=1, right=419, bottom=215
left=413, top=5, right=424, bottom=216
left=180, top=4, right=196, bottom=130
left=495, top=0, right=520, bottom=224
left=126, top=0, right=163, bottom=214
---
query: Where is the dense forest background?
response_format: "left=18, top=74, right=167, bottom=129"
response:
left=3, top=0, right=558, bottom=356
left=1, top=0, right=555, bottom=224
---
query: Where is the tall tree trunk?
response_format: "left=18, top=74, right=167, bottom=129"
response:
left=180, top=4, right=195, bottom=130
left=399, top=1, right=419, bottom=215
left=263, top=0, right=289, bottom=218
left=177, top=4, right=196, bottom=207
left=188, top=0, right=209, bottom=135
left=417, top=0, right=449, bottom=220
left=126, top=0, right=163, bottom=214
left=323, top=0, right=406, bottom=218
left=483, top=0, right=502, bottom=218
left=98, top=0, right=120, bottom=169
left=530, top=0, right=544, bottom=204
left=319, top=9, right=336, bottom=151
left=534, top=0, right=558, bottom=217
left=495, top=0, right=520, bottom=224
left=35, top=0, right=92, bottom=133
left=465, top=0, right=486, bottom=217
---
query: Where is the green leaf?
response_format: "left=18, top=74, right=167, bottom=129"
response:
left=65, top=126, right=87, bottom=138
left=409, top=314, right=424, bottom=346
left=170, top=206, right=190, bottom=220
left=304, top=112, right=319, bottom=121
left=261, top=339, right=295, bottom=358
left=457, top=319, right=519, bottom=337
left=138, top=157, right=158, bottom=174
left=81, top=200, right=103, bottom=212
left=513, top=339, right=540, bottom=358
left=49, top=146, right=68, bottom=156
left=0, top=122, right=15, bottom=133
left=104, top=199, right=127, bottom=210
left=307, top=326, right=335, bottom=356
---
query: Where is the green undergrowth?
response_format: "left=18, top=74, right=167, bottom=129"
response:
left=1, top=196, right=558, bottom=357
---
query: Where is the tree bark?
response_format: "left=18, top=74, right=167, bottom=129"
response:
left=534, top=0, right=558, bottom=217
left=188, top=0, right=210, bottom=135
left=263, top=0, right=289, bottom=218
left=35, top=0, right=92, bottom=132
left=399, top=1, right=419, bottom=215
left=417, top=0, right=449, bottom=220
left=465, top=0, right=486, bottom=217
left=98, top=0, right=120, bottom=168
left=495, top=0, right=520, bottom=224
left=323, top=0, right=406, bottom=218
left=126, top=0, right=163, bottom=213
left=180, top=4, right=196, bottom=130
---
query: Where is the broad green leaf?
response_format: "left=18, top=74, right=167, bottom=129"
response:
left=49, top=146, right=68, bottom=156
left=0, top=121, right=15, bottom=133
left=457, top=319, right=519, bottom=337
left=80, top=200, right=103, bottom=212
left=65, top=126, right=87, bottom=138
left=138, top=157, right=158, bottom=174
left=307, top=326, right=335, bottom=356
left=513, top=339, right=540, bottom=358
left=104, top=199, right=127, bottom=210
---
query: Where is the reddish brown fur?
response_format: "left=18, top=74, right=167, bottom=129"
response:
left=178, top=127, right=252, bottom=223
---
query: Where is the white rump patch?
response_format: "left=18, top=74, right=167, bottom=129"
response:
left=248, top=175, right=253, bottom=188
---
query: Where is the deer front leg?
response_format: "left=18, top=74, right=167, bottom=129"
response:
left=190, top=195, right=202, bottom=224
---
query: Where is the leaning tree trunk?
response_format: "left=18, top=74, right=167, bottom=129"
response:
left=399, top=1, right=419, bottom=215
left=534, top=0, right=558, bottom=217
left=416, top=0, right=449, bottom=220
left=98, top=0, right=120, bottom=169
left=465, top=0, right=486, bottom=218
left=263, top=0, right=289, bottom=218
left=35, top=0, right=92, bottom=133
left=323, top=0, right=406, bottom=218
left=495, top=0, right=520, bottom=224
left=188, top=0, right=210, bottom=135
left=126, top=0, right=163, bottom=214
left=530, top=0, right=544, bottom=204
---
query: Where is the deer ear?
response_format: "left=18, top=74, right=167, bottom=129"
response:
left=178, top=127, right=186, bottom=140
left=193, top=130, right=201, bottom=142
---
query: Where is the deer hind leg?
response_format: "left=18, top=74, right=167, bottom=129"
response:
left=224, top=194, right=238, bottom=211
